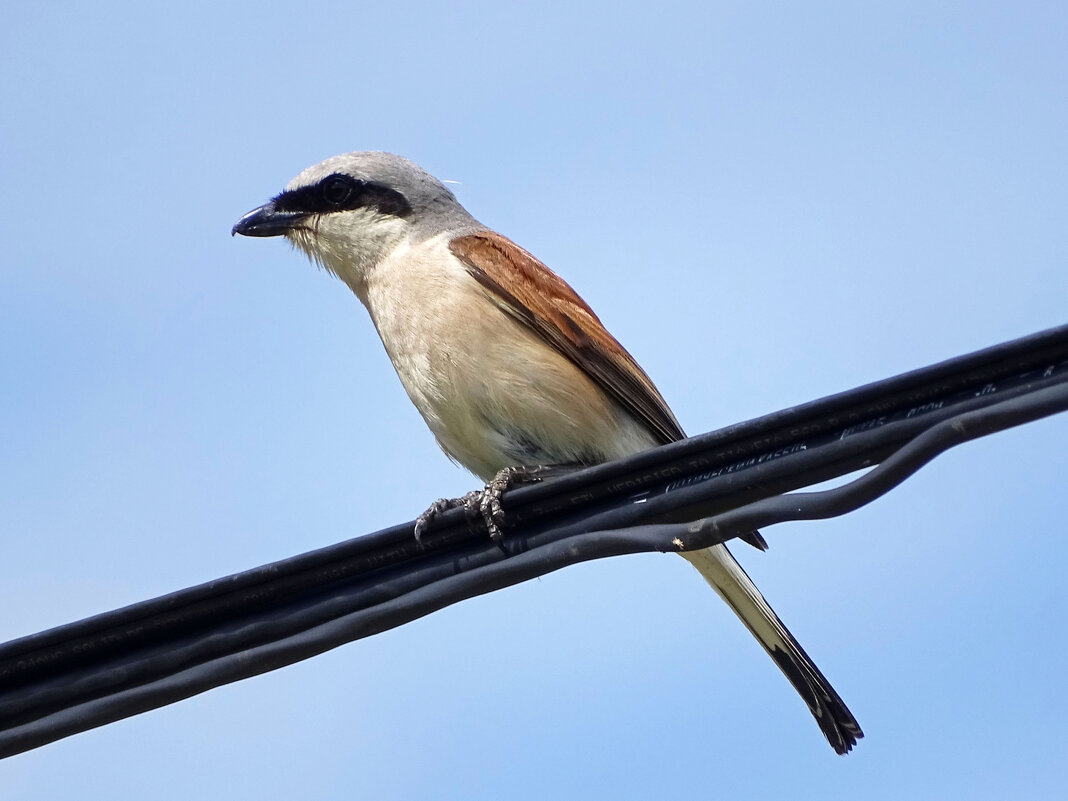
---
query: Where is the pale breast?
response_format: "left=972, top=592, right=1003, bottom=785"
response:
left=361, top=235, right=657, bottom=480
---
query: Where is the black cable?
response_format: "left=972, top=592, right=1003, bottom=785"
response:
left=4, top=324, right=1066, bottom=687
left=636, top=379, right=1068, bottom=551
left=3, top=380, right=1066, bottom=759
left=1, top=325, right=1066, bottom=758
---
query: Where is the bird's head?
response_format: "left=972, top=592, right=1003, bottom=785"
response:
left=232, top=151, right=476, bottom=290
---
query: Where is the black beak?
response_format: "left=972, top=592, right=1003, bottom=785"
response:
left=231, top=202, right=309, bottom=237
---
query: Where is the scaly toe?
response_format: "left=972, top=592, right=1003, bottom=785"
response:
left=414, top=497, right=463, bottom=544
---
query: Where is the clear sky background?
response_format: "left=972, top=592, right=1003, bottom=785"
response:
left=2, top=2, right=1067, bottom=798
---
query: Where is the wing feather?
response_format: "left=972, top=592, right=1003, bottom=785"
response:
left=449, top=231, right=684, bottom=446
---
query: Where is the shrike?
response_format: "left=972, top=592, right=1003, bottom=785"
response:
left=233, top=151, right=862, bottom=754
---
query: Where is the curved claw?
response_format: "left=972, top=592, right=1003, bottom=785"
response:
left=414, top=498, right=456, bottom=545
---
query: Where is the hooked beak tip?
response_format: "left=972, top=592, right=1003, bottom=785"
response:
left=232, top=202, right=307, bottom=238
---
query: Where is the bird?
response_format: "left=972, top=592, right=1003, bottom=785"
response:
left=232, top=151, right=863, bottom=754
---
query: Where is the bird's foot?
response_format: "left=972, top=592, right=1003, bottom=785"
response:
left=414, top=491, right=483, bottom=544
left=414, top=466, right=552, bottom=546
left=478, top=465, right=560, bottom=542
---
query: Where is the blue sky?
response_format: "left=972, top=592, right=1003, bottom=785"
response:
left=2, top=2, right=1067, bottom=798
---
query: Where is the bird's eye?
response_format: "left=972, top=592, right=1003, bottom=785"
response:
left=323, top=176, right=353, bottom=205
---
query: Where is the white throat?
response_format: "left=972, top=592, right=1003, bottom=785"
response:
left=287, top=209, right=409, bottom=301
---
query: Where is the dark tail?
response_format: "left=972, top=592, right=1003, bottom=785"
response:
left=681, top=544, right=863, bottom=754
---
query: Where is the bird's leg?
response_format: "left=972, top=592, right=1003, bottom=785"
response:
left=477, top=465, right=555, bottom=542
left=414, top=465, right=558, bottom=545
